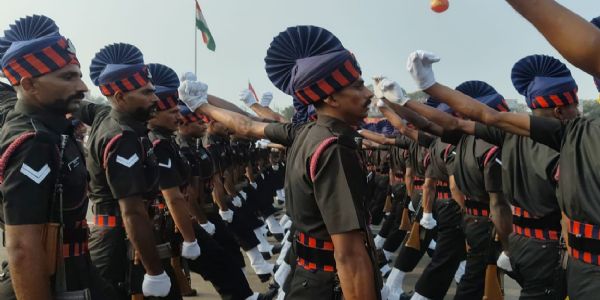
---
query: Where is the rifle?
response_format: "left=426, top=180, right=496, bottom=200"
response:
left=131, top=251, right=144, bottom=300
left=405, top=197, right=423, bottom=250
left=483, top=232, right=503, bottom=300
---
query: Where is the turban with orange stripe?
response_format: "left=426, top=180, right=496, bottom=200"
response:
left=511, top=55, right=578, bottom=109
left=265, top=26, right=361, bottom=106
left=456, top=80, right=510, bottom=112
left=147, top=63, right=179, bottom=111
left=0, top=15, right=79, bottom=86
left=90, top=43, right=152, bottom=96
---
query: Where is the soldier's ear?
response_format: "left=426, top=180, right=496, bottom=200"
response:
left=20, top=77, right=34, bottom=92
left=323, top=95, right=341, bottom=108
left=113, top=90, right=126, bottom=104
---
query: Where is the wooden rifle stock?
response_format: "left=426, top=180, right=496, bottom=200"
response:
left=171, top=256, right=195, bottom=296
left=483, top=265, right=503, bottom=300
left=483, top=234, right=503, bottom=300
left=131, top=251, right=144, bottom=300
left=399, top=208, right=411, bottom=231
left=42, top=222, right=61, bottom=275
left=405, top=221, right=421, bottom=250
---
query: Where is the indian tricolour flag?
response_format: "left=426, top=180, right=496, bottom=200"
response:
left=195, top=0, right=215, bottom=51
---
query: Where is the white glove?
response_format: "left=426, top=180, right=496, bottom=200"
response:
left=376, top=78, right=408, bottom=105
left=272, top=164, right=279, bottom=171
left=420, top=212, right=437, bottom=229
left=373, top=234, right=386, bottom=249
left=219, top=209, right=234, bottom=223
left=260, top=92, right=273, bottom=107
left=497, top=251, right=513, bottom=272
left=181, top=239, right=201, bottom=260
left=178, top=80, right=209, bottom=112
left=180, top=71, right=197, bottom=82
left=249, top=182, right=258, bottom=189
left=231, top=196, right=242, bottom=208
left=407, top=50, right=440, bottom=91
left=376, top=99, right=386, bottom=108
left=372, top=76, right=386, bottom=99
left=239, top=89, right=258, bottom=107
left=408, top=201, right=416, bottom=212
left=142, top=271, right=171, bottom=297
left=200, top=221, right=216, bottom=236
left=255, top=139, right=270, bottom=149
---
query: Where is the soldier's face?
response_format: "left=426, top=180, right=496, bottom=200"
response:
left=330, top=77, right=373, bottom=125
left=25, top=64, right=88, bottom=114
left=149, top=106, right=180, bottom=131
left=120, top=83, right=159, bottom=121
left=179, top=121, right=207, bottom=138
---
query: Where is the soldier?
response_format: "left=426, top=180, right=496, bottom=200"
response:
left=406, top=51, right=600, bottom=298
left=0, top=15, right=116, bottom=299
left=147, top=63, right=275, bottom=300
left=80, top=43, right=179, bottom=299
left=374, top=97, right=466, bottom=300
left=178, top=25, right=381, bottom=299
left=377, top=77, right=513, bottom=299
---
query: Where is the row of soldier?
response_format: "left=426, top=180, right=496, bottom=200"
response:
left=2, top=0, right=600, bottom=299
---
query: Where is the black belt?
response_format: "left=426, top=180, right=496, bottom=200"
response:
left=295, top=232, right=336, bottom=272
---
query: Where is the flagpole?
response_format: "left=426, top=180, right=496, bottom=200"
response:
left=194, top=0, right=198, bottom=76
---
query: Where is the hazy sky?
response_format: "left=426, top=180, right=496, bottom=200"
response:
left=1, top=1, right=598, bottom=110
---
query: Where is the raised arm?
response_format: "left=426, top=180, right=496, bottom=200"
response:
left=197, top=102, right=268, bottom=139
left=377, top=104, right=419, bottom=141
left=507, top=0, right=600, bottom=78
left=406, top=52, right=531, bottom=137
left=383, top=99, right=446, bottom=136
left=358, top=129, right=396, bottom=145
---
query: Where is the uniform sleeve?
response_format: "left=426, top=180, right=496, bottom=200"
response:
left=74, top=101, right=110, bottom=126
left=474, top=123, right=505, bottom=146
left=264, top=123, right=300, bottom=147
left=313, top=143, right=365, bottom=235
left=445, top=145, right=457, bottom=176
left=529, top=115, right=564, bottom=151
left=394, top=135, right=412, bottom=149
left=417, top=132, right=436, bottom=148
left=154, top=142, right=185, bottom=190
left=105, top=134, right=148, bottom=199
left=483, top=147, right=503, bottom=193
left=1, top=139, right=56, bottom=225
left=441, top=130, right=463, bottom=145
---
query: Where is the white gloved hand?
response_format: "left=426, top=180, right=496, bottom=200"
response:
left=376, top=78, right=408, bottom=105
left=255, top=139, right=270, bottom=149
left=407, top=50, right=440, bottom=91
left=420, top=212, right=437, bottom=229
left=200, top=221, right=216, bottom=236
left=142, top=271, right=171, bottom=297
left=272, top=164, right=279, bottom=171
left=178, top=80, right=209, bottom=112
left=239, top=89, right=258, bottom=107
left=181, top=239, right=201, bottom=260
left=249, top=182, right=258, bottom=189
left=231, top=196, right=242, bottom=208
left=219, top=209, right=234, bottom=223
left=496, top=251, right=513, bottom=272
left=239, top=191, right=247, bottom=200
left=376, top=99, right=386, bottom=108
left=372, top=76, right=386, bottom=99
left=180, top=71, right=197, bottom=82
left=408, top=201, right=416, bottom=212
left=260, top=92, right=273, bottom=107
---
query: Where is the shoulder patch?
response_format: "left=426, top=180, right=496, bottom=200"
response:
left=158, top=159, right=172, bottom=168
left=20, top=163, right=51, bottom=184
left=116, top=154, right=139, bottom=168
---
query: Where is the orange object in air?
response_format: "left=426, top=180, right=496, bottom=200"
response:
left=431, top=0, right=449, bottom=13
